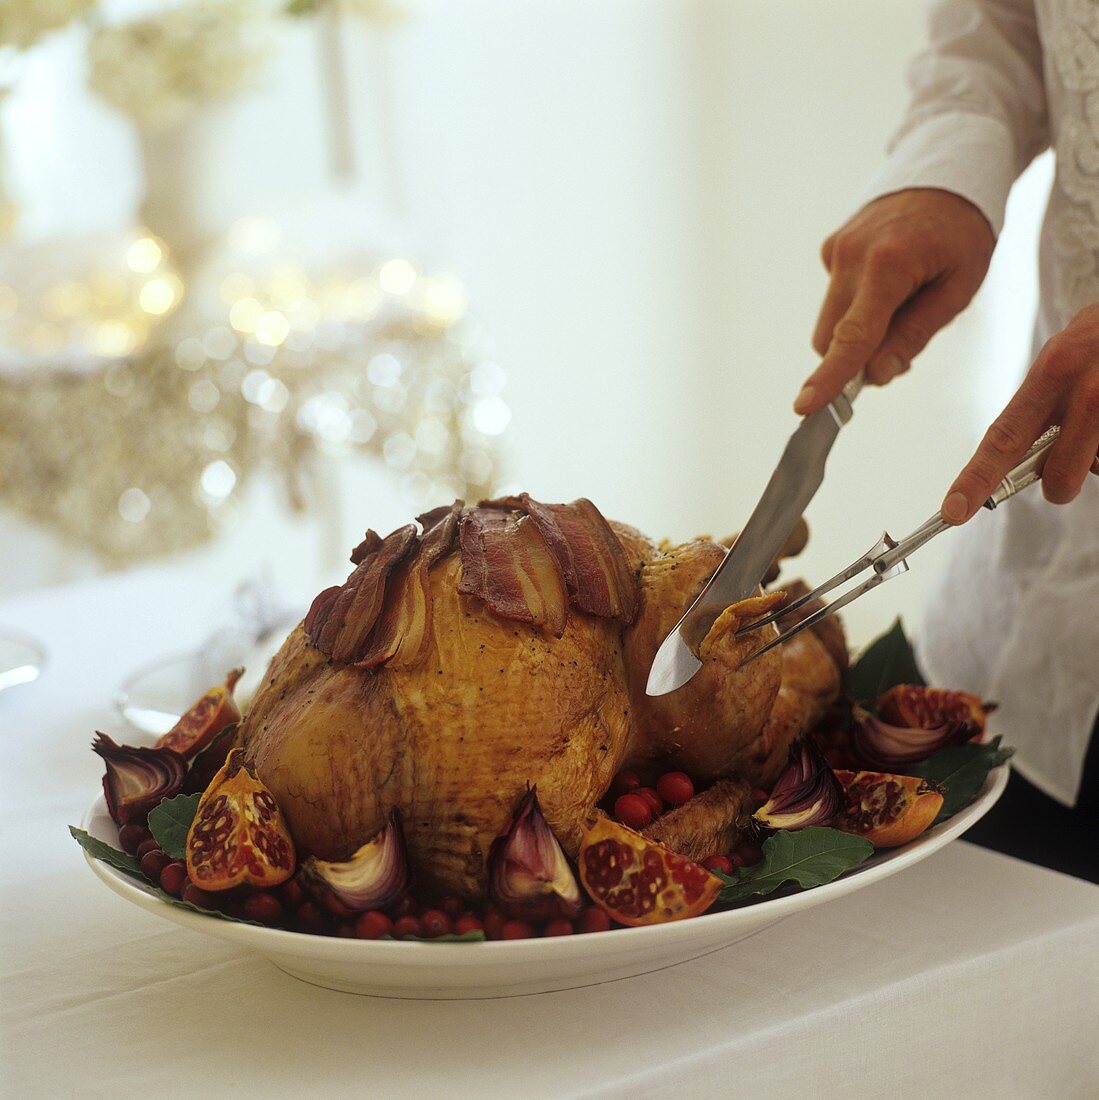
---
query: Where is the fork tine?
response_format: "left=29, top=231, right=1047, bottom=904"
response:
left=739, top=556, right=909, bottom=666
left=734, top=532, right=897, bottom=639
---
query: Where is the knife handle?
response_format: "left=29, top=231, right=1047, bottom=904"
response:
left=827, top=369, right=865, bottom=427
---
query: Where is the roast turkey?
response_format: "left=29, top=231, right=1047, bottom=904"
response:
left=239, top=496, right=842, bottom=898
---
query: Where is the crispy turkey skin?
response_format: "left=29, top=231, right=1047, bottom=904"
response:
left=239, top=498, right=842, bottom=898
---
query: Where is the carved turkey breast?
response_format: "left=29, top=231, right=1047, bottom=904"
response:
left=239, top=496, right=843, bottom=898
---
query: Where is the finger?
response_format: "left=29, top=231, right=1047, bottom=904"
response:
left=866, top=278, right=970, bottom=386
left=796, top=261, right=916, bottom=414
left=820, top=232, right=838, bottom=273
left=1041, top=399, right=1099, bottom=504
left=941, top=385, right=1057, bottom=524
left=811, top=270, right=856, bottom=357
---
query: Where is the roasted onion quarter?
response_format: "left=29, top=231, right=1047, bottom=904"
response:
left=753, top=736, right=842, bottom=830
left=92, top=733, right=187, bottom=826
left=488, top=787, right=583, bottom=922
left=852, top=707, right=971, bottom=771
left=299, top=809, right=410, bottom=914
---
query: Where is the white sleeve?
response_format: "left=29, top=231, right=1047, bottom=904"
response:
left=859, top=0, right=1049, bottom=236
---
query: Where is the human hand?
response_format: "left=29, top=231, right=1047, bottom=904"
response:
left=940, top=300, right=1099, bottom=524
left=795, top=187, right=996, bottom=415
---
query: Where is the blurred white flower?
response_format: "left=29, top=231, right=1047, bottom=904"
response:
left=87, top=0, right=273, bottom=131
left=0, top=0, right=95, bottom=51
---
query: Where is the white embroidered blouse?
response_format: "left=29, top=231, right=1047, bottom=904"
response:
left=859, top=0, right=1099, bottom=806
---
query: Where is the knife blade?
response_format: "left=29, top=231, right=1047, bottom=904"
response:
left=646, top=375, right=862, bottom=696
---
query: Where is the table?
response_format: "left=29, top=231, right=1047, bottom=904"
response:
left=2, top=565, right=1098, bottom=1099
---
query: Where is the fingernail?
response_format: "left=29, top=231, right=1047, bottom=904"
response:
left=942, top=491, right=968, bottom=523
left=883, top=354, right=908, bottom=382
left=794, top=385, right=816, bottom=415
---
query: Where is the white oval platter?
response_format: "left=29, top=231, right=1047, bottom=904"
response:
left=81, top=766, right=1007, bottom=1000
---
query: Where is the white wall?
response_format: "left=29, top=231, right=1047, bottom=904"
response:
left=5, top=0, right=1050, bottom=647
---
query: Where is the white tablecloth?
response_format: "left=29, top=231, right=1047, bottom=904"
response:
left=2, top=566, right=1098, bottom=1099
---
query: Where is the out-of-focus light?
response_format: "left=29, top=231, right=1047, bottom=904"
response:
left=126, top=237, right=163, bottom=274
left=200, top=460, right=237, bottom=501
left=139, top=275, right=179, bottom=315
left=254, top=310, right=289, bottom=346
left=188, top=379, right=221, bottom=413
left=378, top=257, right=417, bottom=295
left=229, top=296, right=264, bottom=333
left=422, top=274, right=468, bottom=325
left=118, top=487, right=151, bottom=523
left=367, top=352, right=402, bottom=387
left=0, top=286, right=17, bottom=318
left=174, top=337, right=206, bottom=371
left=471, top=396, right=511, bottom=436
left=219, top=272, right=254, bottom=304
left=89, top=321, right=138, bottom=357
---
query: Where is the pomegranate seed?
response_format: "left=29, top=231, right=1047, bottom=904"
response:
left=420, top=909, right=453, bottom=938
left=118, top=823, right=150, bottom=855
left=393, top=915, right=423, bottom=939
left=295, top=902, right=326, bottom=935
left=140, top=849, right=172, bottom=880
left=656, top=771, right=695, bottom=807
left=501, top=919, right=534, bottom=940
left=439, top=896, right=463, bottom=919
left=453, top=915, right=484, bottom=936
left=543, top=918, right=574, bottom=937
left=576, top=907, right=612, bottom=934
left=609, top=770, right=642, bottom=799
left=136, top=838, right=161, bottom=860
left=278, top=877, right=305, bottom=909
left=701, top=855, right=734, bottom=875
left=483, top=907, right=508, bottom=940
left=634, top=787, right=664, bottom=815
left=243, top=892, right=284, bottom=926
left=182, top=881, right=218, bottom=910
left=355, top=910, right=393, bottom=939
left=614, top=792, right=653, bottom=830
left=159, top=861, right=187, bottom=897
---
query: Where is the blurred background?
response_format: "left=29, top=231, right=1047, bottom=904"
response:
left=0, top=0, right=1052, bottom=650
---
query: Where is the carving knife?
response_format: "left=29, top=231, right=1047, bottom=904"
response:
left=645, top=374, right=863, bottom=696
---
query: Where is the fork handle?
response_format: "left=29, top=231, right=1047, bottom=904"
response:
left=827, top=369, right=865, bottom=427
left=985, top=425, right=1061, bottom=509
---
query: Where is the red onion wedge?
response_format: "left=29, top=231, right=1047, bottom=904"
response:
left=91, top=733, right=187, bottom=827
left=852, top=707, right=971, bottom=770
left=299, top=809, right=409, bottom=914
left=489, top=787, right=583, bottom=922
left=754, top=737, right=843, bottom=830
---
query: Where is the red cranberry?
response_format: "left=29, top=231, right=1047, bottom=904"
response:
left=159, top=861, right=187, bottom=897
left=609, top=770, right=642, bottom=799
left=320, top=892, right=355, bottom=919
left=614, top=792, right=653, bottom=830
left=355, top=911, right=394, bottom=939
left=576, top=907, right=612, bottom=934
left=483, top=907, right=507, bottom=940
left=393, top=915, right=423, bottom=939
left=140, top=849, right=172, bottom=880
left=701, top=855, right=734, bottom=876
left=439, top=896, right=464, bottom=919
left=182, top=881, right=218, bottom=910
left=634, top=787, right=664, bottom=815
left=453, top=915, right=484, bottom=936
left=118, top=823, right=150, bottom=855
left=501, top=919, right=534, bottom=940
left=657, top=771, right=695, bottom=807
left=543, top=918, right=574, bottom=937
left=295, top=901, right=326, bottom=935
left=136, top=838, right=161, bottom=860
left=278, top=876, right=305, bottom=909
left=420, top=909, right=453, bottom=938
left=336, top=923, right=356, bottom=938
left=243, top=892, right=284, bottom=926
